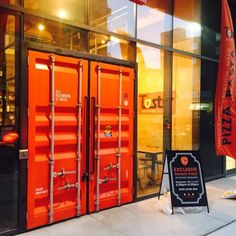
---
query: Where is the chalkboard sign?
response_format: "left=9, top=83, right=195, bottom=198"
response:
left=165, top=150, right=209, bottom=212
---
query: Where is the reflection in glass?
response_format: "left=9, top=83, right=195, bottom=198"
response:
left=173, top=0, right=201, bottom=54
left=0, top=15, right=16, bottom=126
left=201, top=0, right=220, bottom=59
left=24, top=0, right=87, bottom=24
left=137, top=1, right=172, bottom=46
left=1, top=0, right=17, bottom=4
left=24, top=15, right=88, bottom=52
left=137, top=44, right=168, bottom=197
left=89, top=32, right=135, bottom=61
left=89, top=0, right=135, bottom=37
left=0, top=11, right=18, bottom=233
left=226, top=157, right=236, bottom=170
left=200, top=59, right=223, bottom=178
left=172, top=53, right=200, bottom=150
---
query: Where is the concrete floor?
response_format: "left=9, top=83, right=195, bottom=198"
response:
left=20, top=176, right=236, bottom=236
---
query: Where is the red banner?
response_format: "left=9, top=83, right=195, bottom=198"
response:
left=215, top=0, right=236, bottom=158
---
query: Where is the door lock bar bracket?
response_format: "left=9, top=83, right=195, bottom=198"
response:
left=58, top=182, right=79, bottom=191
left=103, top=163, right=119, bottom=170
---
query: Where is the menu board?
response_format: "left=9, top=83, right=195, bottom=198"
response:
left=166, top=150, right=208, bottom=208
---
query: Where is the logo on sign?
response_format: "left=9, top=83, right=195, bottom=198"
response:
left=181, top=156, right=189, bottom=166
left=225, top=27, right=234, bottom=38
left=55, top=90, right=72, bottom=102
left=104, top=125, right=112, bottom=137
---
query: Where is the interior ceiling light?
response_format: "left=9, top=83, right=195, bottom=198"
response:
left=110, top=36, right=120, bottom=43
left=38, top=24, right=45, bottom=31
left=58, top=9, right=67, bottom=19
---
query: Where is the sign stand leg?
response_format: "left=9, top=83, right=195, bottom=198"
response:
left=158, top=150, right=168, bottom=200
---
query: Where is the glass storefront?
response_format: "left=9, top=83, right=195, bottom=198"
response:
left=137, top=1, right=172, bottom=46
left=0, top=10, right=19, bottom=233
left=201, top=0, right=221, bottom=59
left=200, top=59, right=224, bottom=178
left=89, top=32, right=135, bottom=61
left=24, top=0, right=88, bottom=24
left=226, top=157, right=236, bottom=171
left=137, top=44, right=167, bottom=197
left=89, top=0, right=136, bottom=37
left=1, top=0, right=18, bottom=5
left=172, top=54, right=200, bottom=150
left=24, top=15, right=88, bottom=52
left=0, top=0, right=234, bottom=233
left=173, top=0, right=202, bottom=54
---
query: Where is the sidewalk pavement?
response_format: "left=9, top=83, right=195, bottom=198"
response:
left=20, top=176, right=236, bottom=236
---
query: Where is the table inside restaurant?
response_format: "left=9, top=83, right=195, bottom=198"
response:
left=137, top=148, right=164, bottom=184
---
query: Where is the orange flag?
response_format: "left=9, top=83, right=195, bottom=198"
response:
left=215, top=0, right=236, bottom=158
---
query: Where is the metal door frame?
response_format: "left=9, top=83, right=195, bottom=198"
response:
left=21, top=41, right=137, bottom=227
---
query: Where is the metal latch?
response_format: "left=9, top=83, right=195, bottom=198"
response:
left=99, top=177, right=117, bottom=184
left=82, top=173, right=88, bottom=182
left=58, top=182, right=79, bottom=191
left=19, top=149, right=28, bottom=160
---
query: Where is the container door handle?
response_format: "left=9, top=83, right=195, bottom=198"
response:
left=91, top=96, right=96, bottom=174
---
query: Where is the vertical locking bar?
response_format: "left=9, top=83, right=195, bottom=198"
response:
left=49, top=54, right=55, bottom=224
left=77, top=60, right=83, bottom=216
left=117, top=66, right=123, bottom=206
left=95, top=63, right=101, bottom=212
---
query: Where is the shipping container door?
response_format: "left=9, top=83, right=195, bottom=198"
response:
left=27, top=51, right=88, bottom=229
left=89, top=62, right=134, bottom=212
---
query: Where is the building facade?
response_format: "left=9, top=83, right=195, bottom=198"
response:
left=0, top=0, right=236, bottom=235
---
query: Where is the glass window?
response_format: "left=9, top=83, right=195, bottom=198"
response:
left=137, top=44, right=171, bottom=197
left=0, top=9, right=18, bottom=233
left=1, top=0, right=18, bottom=5
left=172, top=54, right=200, bottom=150
left=89, top=32, right=135, bottom=61
left=137, top=1, right=172, bottom=46
left=0, top=14, right=16, bottom=127
left=201, top=0, right=220, bottom=59
left=226, top=157, right=236, bottom=171
left=24, top=15, right=88, bottom=52
left=200, top=59, right=223, bottom=178
left=24, top=0, right=87, bottom=24
left=89, top=0, right=135, bottom=37
left=173, top=0, right=201, bottom=54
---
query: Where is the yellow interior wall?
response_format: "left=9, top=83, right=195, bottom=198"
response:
left=137, top=46, right=200, bottom=151
left=137, top=45, right=164, bottom=151
left=172, top=54, right=200, bottom=149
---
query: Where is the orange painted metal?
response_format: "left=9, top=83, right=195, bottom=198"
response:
left=27, top=51, right=88, bottom=229
left=27, top=51, right=134, bottom=228
left=89, top=62, right=134, bottom=212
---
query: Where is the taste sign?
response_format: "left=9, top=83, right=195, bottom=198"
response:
left=166, top=150, right=208, bottom=208
left=138, top=92, right=175, bottom=114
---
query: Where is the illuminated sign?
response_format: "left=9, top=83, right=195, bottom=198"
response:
left=138, top=92, right=176, bottom=114
left=129, top=0, right=147, bottom=5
